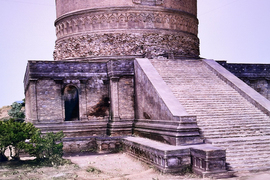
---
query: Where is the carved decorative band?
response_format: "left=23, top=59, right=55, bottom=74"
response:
left=55, top=10, right=198, bottom=39
left=53, top=32, right=199, bottom=60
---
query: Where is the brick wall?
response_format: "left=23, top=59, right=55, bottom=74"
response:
left=24, top=60, right=135, bottom=128
left=118, top=76, right=135, bottom=120
left=35, top=80, right=62, bottom=122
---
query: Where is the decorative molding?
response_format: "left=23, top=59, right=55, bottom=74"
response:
left=53, top=33, right=199, bottom=60
left=55, top=11, right=198, bottom=39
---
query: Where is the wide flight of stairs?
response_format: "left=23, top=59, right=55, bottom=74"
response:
left=150, top=59, right=270, bottom=172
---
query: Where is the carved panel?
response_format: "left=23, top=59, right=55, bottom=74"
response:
left=53, top=32, right=199, bottom=60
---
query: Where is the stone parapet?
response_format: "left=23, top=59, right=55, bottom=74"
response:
left=122, top=136, right=191, bottom=173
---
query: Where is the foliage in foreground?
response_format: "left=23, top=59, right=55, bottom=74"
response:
left=0, top=119, right=38, bottom=160
left=25, top=131, right=67, bottom=166
left=0, top=119, right=66, bottom=165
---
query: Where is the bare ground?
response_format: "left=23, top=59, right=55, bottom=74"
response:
left=1, top=153, right=270, bottom=180
left=0, top=105, right=11, bottom=120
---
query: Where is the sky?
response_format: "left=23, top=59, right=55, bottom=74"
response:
left=0, top=0, right=270, bottom=107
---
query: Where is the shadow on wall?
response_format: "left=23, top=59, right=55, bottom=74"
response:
left=86, top=96, right=110, bottom=119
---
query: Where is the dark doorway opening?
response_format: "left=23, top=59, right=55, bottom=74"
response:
left=64, top=85, right=79, bottom=121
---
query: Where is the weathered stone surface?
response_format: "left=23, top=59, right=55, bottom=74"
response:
left=122, top=136, right=191, bottom=173
left=54, top=33, right=199, bottom=60
left=122, top=136, right=231, bottom=178
left=24, top=60, right=135, bottom=137
left=190, top=144, right=232, bottom=178
left=218, top=61, right=270, bottom=101
left=24, top=61, right=110, bottom=123
left=54, top=0, right=199, bottom=60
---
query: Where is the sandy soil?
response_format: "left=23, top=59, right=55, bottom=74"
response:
left=1, top=153, right=270, bottom=180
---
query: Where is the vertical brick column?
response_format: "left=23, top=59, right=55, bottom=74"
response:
left=26, top=80, right=38, bottom=123
left=110, top=76, right=120, bottom=121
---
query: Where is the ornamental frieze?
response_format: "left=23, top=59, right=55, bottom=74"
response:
left=53, top=33, right=199, bottom=60
left=55, top=11, right=198, bottom=39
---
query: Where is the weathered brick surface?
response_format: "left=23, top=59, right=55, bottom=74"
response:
left=25, top=82, right=37, bottom=123
left=24, top=61, right=111, bottom=123
left=36, top=80, right=63, bottom=122
left=118, top=77, right=134, bottom=120
left=24, top=59, right=135, bottom=138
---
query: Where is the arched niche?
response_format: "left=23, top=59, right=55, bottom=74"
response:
left=64, top=85, right=79, bottom=121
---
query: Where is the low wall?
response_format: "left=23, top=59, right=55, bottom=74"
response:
left=122, top=136, right=232, bottom=178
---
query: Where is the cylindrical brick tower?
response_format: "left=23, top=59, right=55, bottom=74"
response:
left=54, top=0, right=199, bottom=60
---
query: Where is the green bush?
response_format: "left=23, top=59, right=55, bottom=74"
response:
left=8, top=102, right=25, bottom=119
left=0, top=119, right=38, bottom=160
left=0, top=119, right=66, bottom=165
left=0, top=121, right=9, bottom=161
left=25, top=131, right=66, bottom=165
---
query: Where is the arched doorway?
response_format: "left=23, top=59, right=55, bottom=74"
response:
left=64, top=85, right=79, bottom=121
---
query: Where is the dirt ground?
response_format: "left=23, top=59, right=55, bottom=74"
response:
left=1, top=153, right=270, bottom=180
left=0, top=106, right=11, bottom=120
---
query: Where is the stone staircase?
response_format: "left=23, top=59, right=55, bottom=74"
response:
left=150, top=59, right=270, bottom=172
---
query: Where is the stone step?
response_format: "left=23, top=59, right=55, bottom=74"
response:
left=208, top=136, right=270, bottom=144
left=202, top=134, right=267, bottom=139
left=228, top=162, right=270, bottom=172
left=227, top=154, right=270, bottom=163
left=198, top=121, right=270, bottom=126
left=202, top=130, right=270, bottom=138
left=201, top=124, right=270, bottom=130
